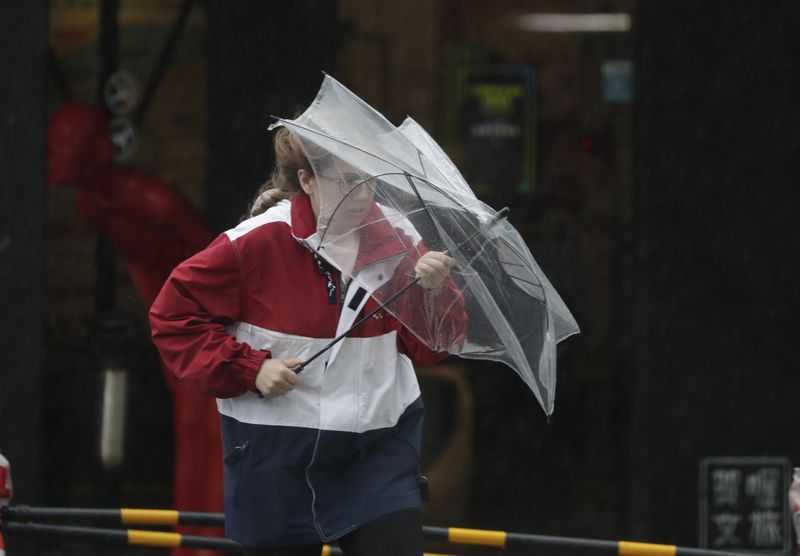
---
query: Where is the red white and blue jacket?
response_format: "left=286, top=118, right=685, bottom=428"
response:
left=149, top=193, right=465, bottom=547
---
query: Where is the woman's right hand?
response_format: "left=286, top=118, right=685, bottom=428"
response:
left=255, top=358, right=303, bottom=398
left=415, top=250, right=456, bottom=290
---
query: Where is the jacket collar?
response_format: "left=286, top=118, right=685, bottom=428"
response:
left=353, top=203, right=409, bottom=272
left=290, top=193, right=318, bottom=240
left=291, top=193, right=410, bottom=271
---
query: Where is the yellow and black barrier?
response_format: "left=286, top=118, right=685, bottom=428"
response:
left=421, top=525, right=756, bottom=556
left=1, top=511, right=455, bottom=556
left=3, top=505, right=223, bottom=527
left=2, top=505, right=761, bottom=556
left=3, top=522, right=457, bottom=556
left=0, top=506, right=225, bottom=527
left=3, top=521, right=242, bottom=552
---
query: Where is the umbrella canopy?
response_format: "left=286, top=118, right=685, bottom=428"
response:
left=270, top=75, right=578, bottom=415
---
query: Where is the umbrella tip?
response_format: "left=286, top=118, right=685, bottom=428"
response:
left=487, top=207, right=511, bottom=228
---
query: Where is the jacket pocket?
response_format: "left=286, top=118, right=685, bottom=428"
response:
left=224, top=440, right=250, bottom=465
left=223, top=440, right=250, bottom=509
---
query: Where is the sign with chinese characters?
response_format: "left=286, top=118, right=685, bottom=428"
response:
left=699, top=457, right=791, bottom=553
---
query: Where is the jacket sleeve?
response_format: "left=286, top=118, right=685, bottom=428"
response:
left=149, top=234, right=269, bottom=398
left=391, top=277, right=467, bottom=366
left=385, top=242, right=468, bottom=365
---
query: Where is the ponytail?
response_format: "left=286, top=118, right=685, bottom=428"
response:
left=245, top=128, right=311, bottom=218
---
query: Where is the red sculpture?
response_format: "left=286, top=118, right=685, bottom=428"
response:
left=48, top=103, right=222, bottom=555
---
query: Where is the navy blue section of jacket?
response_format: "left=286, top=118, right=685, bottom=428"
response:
left=220, top=396, right=425, bottom=547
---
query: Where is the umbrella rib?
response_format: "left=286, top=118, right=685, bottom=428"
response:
left=318, top=168, right=494, bottom=251
left=403, top=173, right=444, bottom=251
left=459, top=244, right=544, bottom=292
left=318, top=176, right=380, bottom=246
left=277, top=120, right=428, bottom=179
left=502, top=274, right=544, bottom=290
left=417, top=149, right=428, bottom=177
left=461, top=271, right=551, bottom=406
left=494, top=258, right=527, bottom=268
left=495, top=236, right=553, bottom=340
left=494, top=259, right=545, bottom=288
left=460, top=240, right=545, bottom=292
left=318, top=170, right=443, bottom=246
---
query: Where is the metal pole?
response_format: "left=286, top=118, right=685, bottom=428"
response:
left=2, top=505, right=224, bottom=527
left=132, top=0, right=195, bottom=127
left=3, top=522, right=243, bottom=553
left=95, top=0, right=119, bottom=312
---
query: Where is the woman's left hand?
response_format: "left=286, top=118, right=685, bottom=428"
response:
left=415, top=251, right=456, bottom=290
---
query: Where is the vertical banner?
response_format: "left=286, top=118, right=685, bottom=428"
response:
left=454, top=64, right=536, bottom=197
left=699, top=457, right=791, bottom=554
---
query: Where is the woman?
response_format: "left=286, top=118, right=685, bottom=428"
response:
left=149, top=128, right=465, bottom=555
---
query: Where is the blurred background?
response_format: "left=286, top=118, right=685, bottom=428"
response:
left=2, top=0, right=800, bottom=554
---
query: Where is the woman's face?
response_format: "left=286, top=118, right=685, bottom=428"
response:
left=298, top=166, right=376, bottom=232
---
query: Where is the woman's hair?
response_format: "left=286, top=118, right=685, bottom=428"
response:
left=245, top=128, right=312, bottom=218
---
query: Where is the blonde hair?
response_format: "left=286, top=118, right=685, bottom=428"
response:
left=246, top=128, right=312, bottom=218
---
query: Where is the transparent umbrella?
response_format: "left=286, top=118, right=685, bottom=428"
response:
left=271, top=75, right=579, bottom=415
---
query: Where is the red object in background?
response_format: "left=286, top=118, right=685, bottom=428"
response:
left=0, top=451, right=12, bottom=505
left=48, top=104, right=222, bottom=556
left=0, top=452, right=11, bottom=556
left=581, top=135, right=598, bottom=153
